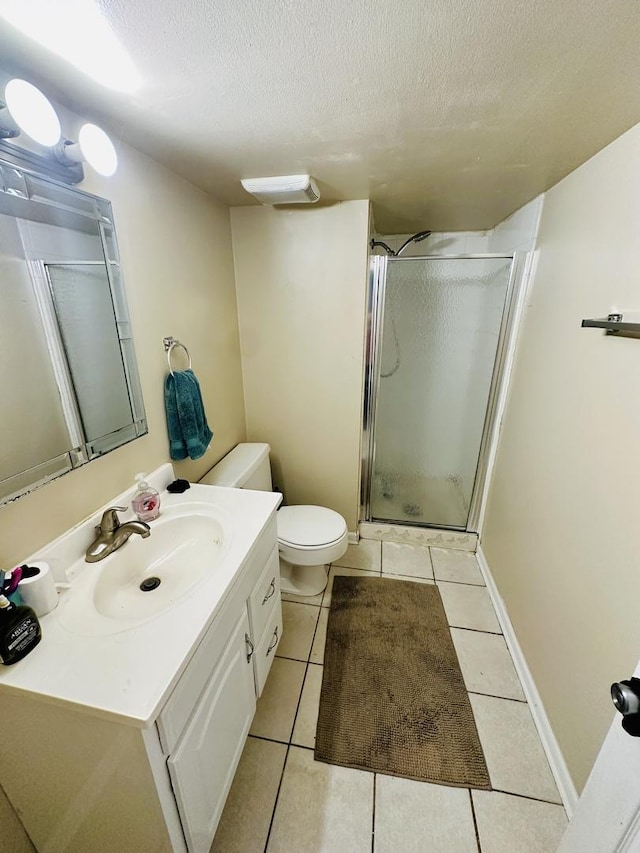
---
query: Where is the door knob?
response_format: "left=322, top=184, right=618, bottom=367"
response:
left=611, top=678, right=640, bottom=736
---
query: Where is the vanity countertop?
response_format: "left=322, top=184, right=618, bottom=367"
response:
left=0, top=476, right=281, bottom=727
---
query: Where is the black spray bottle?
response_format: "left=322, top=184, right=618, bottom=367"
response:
left=0, top=594, right=41, bottom=664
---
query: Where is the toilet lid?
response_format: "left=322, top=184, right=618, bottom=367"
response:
left=277, top=505, right=347, bottom=548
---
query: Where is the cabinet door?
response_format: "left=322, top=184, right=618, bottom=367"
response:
left=168, top=610, right=255, bottom=853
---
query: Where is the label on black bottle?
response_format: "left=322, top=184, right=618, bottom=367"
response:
left=7, top=617, right=38, bottom=653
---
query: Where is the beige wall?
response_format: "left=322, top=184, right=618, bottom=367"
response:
left=231, top=201, right=370, bottom=530
left=0, top=137, right=246, bottom=566
left=0, top=784, right=33, bottom=851
left=482, top=122, right=640, bottom=792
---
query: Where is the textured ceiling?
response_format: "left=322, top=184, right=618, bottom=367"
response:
left=0, top=0, right=639, bottom=232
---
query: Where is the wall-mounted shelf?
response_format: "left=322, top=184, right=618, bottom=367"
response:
left=581, top=313, right=640, bottom=334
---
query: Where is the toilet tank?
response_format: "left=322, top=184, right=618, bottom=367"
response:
left=199, top=443, right=273, bottom=491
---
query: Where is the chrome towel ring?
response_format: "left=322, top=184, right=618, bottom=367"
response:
left=163, top=336, right=192, bottom=376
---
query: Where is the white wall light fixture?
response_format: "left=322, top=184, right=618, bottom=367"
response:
left=0, top=79, right=61, bottom=146
left=0, top=78, right=118, bottom=184
left=57, top=123, right=118, bottom=176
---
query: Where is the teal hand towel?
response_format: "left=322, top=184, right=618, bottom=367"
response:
left=164, top=369, right=213, bottom=460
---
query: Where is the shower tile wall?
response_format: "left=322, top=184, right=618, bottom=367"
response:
left=371, top=230, right=492, bottom=257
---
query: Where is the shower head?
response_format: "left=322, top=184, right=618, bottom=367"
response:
left=370, top=229, right=432, bottom=257
left=395, top=230, right=432, bottom=256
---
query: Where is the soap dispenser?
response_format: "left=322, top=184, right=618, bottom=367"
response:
left=131, top=473, right=160, bottom=522
left=0, top=594, right=41, bottom=665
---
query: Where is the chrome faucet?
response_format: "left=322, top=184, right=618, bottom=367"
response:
left=85, top=506, right=151, bottom=563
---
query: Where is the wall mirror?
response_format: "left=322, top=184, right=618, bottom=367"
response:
left=0, top=159, right=147, bottom=505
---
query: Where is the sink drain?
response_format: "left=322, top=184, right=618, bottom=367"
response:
left=140, top=577, right=161, bottom=592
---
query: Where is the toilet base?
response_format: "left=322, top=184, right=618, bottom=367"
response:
left=279, top=559, right=328, bottom=597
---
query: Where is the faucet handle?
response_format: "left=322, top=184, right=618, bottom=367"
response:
left=98, top=506, right=128, bottom=533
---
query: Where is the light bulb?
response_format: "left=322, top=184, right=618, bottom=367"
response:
left=4, top=79, right=61, bottom=146
left=78, top=123, right=118, bottom=176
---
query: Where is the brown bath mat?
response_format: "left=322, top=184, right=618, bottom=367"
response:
left=314, top=576, right=491, bottom=789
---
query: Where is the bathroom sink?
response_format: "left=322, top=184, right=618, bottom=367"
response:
left=57, top=503, right=228, bottom=636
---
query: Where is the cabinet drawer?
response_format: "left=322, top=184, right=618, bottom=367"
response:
left=247, top=546, right=280, bottom=643
left=253, top=600, right=282, bottom=697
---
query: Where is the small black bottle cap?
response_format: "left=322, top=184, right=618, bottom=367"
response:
left=167, top=479, right=191, bottom=494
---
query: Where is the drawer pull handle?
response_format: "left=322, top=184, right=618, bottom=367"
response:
left=245, top=633, right=255, bottom=663
left=266, top=626, right=279, bottom=656
left=262, top=577, right=276, bottom=605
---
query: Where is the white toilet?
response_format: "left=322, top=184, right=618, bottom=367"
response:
left=199, top=443, right=348, bottom=596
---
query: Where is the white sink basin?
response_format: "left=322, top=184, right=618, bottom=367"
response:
left=57, top=502, right=229, bottom=636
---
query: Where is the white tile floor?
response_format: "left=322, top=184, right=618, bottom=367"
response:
left=211, top=541, right=568, bottom=853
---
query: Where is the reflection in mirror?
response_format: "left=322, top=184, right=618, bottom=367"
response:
left=0, top=160, right=147, bottom=505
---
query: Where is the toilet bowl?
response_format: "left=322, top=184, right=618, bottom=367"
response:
left=198, top=443, right=349, bottom=597
left=277, top=505, right=348, bottom=596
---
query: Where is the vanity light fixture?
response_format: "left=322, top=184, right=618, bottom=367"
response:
left=0, top=79, right=61, bottom=146
left=0, top=78, right=119, bottom=184
left=57, top=123, right=118, bottom=177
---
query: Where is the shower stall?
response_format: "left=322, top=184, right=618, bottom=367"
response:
left=362, top=253, right=525, bottom=533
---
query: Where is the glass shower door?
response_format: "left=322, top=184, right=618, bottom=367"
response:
left=368, top=256, right=513, bottom=529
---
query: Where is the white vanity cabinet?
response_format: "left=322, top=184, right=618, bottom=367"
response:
left=159, top=542, right=282, bottom=852
left=0, top=510, right=282, bottom=853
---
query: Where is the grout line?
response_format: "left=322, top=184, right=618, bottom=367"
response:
left=332, top=565, right=381, bottom=573
left=449, top=625, right=513, bottom=636
left=249, top=733, right=291, bottom=747
left=288, top=660, right=311, bottom=746
left=490, top=787, right=565, bottom=807
left=275, top=653, right=312, bottom=663
left=281, top=597, right=323, bottom=608
left=434, top=578, right=486, bottom=588
left=287, top=603, right=322, bottom=745
left=263, top=606, right=322, bottom=853
left=468, top=690, right=527, bottom=704
left=469, top=789, right=482, bottom=852
left=448, top=624, right=503, bottom=636
left=381, top=573, right=435, bottom=583
left=371, top=773, right=376, bottom=853
left=263, top=742, right=291, bottom=852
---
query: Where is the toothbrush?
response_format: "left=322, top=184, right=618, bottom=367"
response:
left=3, top=567, right=23, bottom=596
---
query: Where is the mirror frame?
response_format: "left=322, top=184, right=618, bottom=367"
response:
left=0, top=157, right=147, bottom=505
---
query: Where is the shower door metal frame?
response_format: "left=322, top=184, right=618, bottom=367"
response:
left=361, top=252, right=527, bottom=533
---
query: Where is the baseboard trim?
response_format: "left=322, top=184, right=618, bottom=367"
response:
left=348, top=531, right=359, bottom=545
left=476, top=545, right=579, bottom=817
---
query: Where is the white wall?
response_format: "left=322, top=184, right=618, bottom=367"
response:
left=231, top=201, right=370, bottom=530
left=488, top=196, right=544, bottom=253
left=0, top=120, right=246, bottom=566
left=482, top=123, right=640, bottom=792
